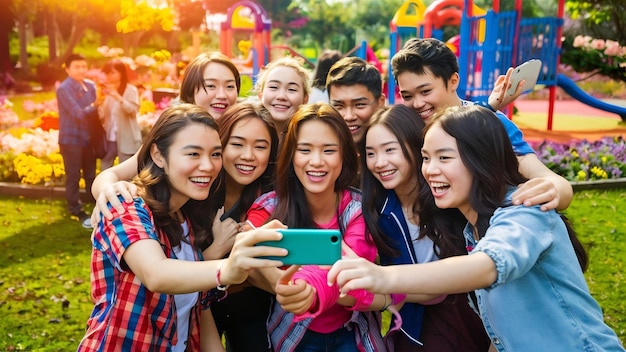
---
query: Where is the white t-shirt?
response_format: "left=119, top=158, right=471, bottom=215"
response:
left=172, top=221, right=198, bottom=352
left=406, top=219, right=439, bottom=263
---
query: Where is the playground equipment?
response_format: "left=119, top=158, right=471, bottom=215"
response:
left=388, top=0, right=626, bottom=130
left=220, top=0, right=271, bottom=80
left=556, top=74, right=626, bottom=120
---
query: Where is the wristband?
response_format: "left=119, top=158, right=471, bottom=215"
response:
left=216, top=259, right=229, bottom=293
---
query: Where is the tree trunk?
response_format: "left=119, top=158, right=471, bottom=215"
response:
left=52, top=20, right=88, bottom=67
left=0, top=0, right=12, bottom=74
left=18, top=14, right=29, bottom=71
left=47, top=8, right=57, bottom=62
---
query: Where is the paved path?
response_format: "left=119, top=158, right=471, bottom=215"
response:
left=512, top=98, right=626, bottom=144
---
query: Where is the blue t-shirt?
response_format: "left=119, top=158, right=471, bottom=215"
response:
left=462, top=100, right=535, bottom=155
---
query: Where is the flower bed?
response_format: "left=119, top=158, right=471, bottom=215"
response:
left=535, top=136, right=626, bottom=182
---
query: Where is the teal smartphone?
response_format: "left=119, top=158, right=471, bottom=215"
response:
left=257, top=229, right=342, bottom=265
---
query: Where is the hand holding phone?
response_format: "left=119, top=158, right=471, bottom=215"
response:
left=506, top=59, right=542, bottom=96
left=256, top=229, right=342, bottom=265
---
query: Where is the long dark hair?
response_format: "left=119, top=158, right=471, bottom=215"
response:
left=360, top=105, right=425, bottom=256
left=420, top=105, right=588, bottom=270
left=209, top=102, right=279, bottom=224
left=135, top=103, right=219, bottom=249
left=272, top=103, right=358, bottom=228
left=102, top=60, right=129, bottom=95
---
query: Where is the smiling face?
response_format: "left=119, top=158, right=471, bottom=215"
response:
left=293, top=119, right=342, bottom=198
left=421, top=123, right=476, bottom=223
left=222, top=117, right=272, bottom=187
left=365, top=124, right=416, bottom=195
left=397, top=69, right=461, bottom=122
left=152, top=123, right=223, bottom=211
left=329, top=84, right=384, bottom=144
left=259, top=65, right=308, bottom=129
left=193, top=62, right=238, bottom=120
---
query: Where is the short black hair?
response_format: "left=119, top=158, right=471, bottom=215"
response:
left=65, top=54, right=87, bottom=69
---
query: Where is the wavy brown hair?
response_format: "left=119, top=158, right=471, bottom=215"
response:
left=135, top=103, right=220, bottom=249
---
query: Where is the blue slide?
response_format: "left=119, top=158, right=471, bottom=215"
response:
left=557, top=73, right=626, bottom=120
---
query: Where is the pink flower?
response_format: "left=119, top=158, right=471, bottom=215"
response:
left=590, top=39, right=606, bottom=50
left=572, top=35, right=588, bottom=48
left=604, top=40, right=622, bottom=56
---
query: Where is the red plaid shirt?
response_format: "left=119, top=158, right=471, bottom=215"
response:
left=78, top=197, right=203, bottom=351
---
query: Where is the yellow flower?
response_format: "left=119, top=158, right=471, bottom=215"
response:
left=576, top=170, right=587, bottom=181
left=139, top=100, right=156, bottom=115
left=12, top=152, right=65, bottom=185
left=590, top=166, right=608, bottom=179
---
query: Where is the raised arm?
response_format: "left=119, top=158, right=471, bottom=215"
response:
left=514, top=153, right=573, bottom=211
left=328, top=253, right=497, bottom=297
left=91, top=151, right=140, bottom=223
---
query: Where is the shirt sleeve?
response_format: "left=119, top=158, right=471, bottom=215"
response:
left=473, top=205, right=557, bottom=288
left=246, top=192, right=275, bottom=227
left=121, top=85, right=140, bottom=116
left=495, top=110, right=535, bottom=156
left=92, top=197, right=159, bottom=272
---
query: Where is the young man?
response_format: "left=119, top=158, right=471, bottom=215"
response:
left=56, top=54, right=102, bottom=229
left=392, top=38, right=573, bottom=211
left=326, top=57, right=385, bottom=146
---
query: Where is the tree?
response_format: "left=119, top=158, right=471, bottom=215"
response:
left=116, top=0, right=175, bottom=56
left=289, top=0, right=354, bottom=51
left=46, top=0, right=120, bottom=66
left=349, top=0, right=404, bottom=51
left=0, top=0, right=15, bottom=78
left=565, top=0, right=626, bottom=45
left=176, top=0, right=206, bottom=31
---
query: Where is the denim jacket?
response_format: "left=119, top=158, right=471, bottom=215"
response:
left=465, top=188, right=624, bottom=351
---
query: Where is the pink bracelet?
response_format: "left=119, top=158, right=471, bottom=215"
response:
left=216, top=260, right=229, bottom=292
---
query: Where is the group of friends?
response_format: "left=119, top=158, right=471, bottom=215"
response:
left=63, top=38, right=624, bottom=351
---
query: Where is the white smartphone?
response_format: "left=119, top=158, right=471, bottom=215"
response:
left=506, top=59, right=542, bottom=96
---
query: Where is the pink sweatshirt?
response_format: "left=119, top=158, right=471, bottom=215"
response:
left=247, top=189, right=377, bottom=333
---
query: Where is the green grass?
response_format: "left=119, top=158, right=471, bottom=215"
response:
left=0, top=190, right=624, bottom=350
left=8, top=92, right=57, bottom=122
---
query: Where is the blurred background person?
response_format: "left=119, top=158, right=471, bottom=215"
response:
left=99, top=59, right=141, bottom=169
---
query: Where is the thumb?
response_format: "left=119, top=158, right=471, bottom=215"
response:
left=278, top=265, right=301, bottom=285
